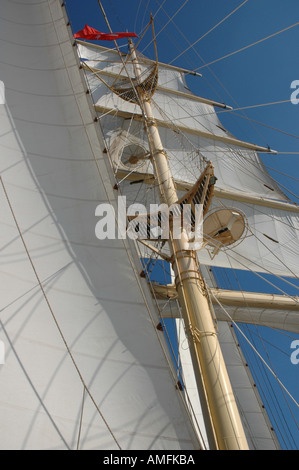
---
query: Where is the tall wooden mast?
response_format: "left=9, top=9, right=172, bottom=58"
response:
left=96, top=0, right=249, bottom=448
left=128, top=38, right=249, bottom=451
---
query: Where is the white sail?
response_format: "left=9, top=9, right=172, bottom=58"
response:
left=199, top=197, right=299, bottom=278
left=67, top=3, right=299, bottom=452
left=75, top=31, right=298, bottom=450
left=1, top=0, right=297, bottom=451
left=76, top=43, right=299, bottom=280
left=78, top=42, right=287, bottom=200
left=0, top=0, right=201, bottom=450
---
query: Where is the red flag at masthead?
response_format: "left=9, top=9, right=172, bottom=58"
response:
left=74, top=25, right=138, bottom=41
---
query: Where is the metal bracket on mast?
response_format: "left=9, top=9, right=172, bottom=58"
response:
left=186, top=325, right=218, bottom=344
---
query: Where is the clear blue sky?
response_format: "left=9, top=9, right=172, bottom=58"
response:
left=65, top=0, right=299, bottom=449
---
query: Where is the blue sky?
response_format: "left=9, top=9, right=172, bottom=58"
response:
left=66, top=0, right=299, bottom=449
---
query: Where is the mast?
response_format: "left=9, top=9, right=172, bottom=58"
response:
left=128, top=39, right=249, bottom=451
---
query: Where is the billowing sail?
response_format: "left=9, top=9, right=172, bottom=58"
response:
left=77, top=42, right=299, bottom=279
left=78, top=42, right=288, bottom=200
left=199, top=197, right=299, bottom=278
left=74, top=32, right=298, bottom=451
left=0, top=0, right=201, bottom=450
left=1, top=0, right=297, bottom=452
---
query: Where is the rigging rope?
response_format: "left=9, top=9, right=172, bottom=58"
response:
left=210, top=266, right=299, bottom=448
left=239, top=323, right=298, bottom=449
left=211, top=292, right=299, bottom=409
left=195, top=22, right=299, bottom=71
left=142, top=0, right=189, bottom=53
left=217, top=99, right=294, bottom=113
left=264, top=166, right=299, bottom=182
left=150, top=93, right=298, bottom=214
left=229, top=112, right=299, bottom=141
left=135, top=0, right=298, bottom=190
left=169, top=0, right=249, bottom=64
left=136, top=245, right=209, bottom=449
left=80, top=1, right=298, bottom=447
left=203, top=225, right=299, bottom=295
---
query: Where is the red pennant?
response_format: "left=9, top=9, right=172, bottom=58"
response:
left=74, top=24, right=138, bottom=41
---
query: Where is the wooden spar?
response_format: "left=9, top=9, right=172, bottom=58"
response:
left=114, top=169, right=299, bottom=213
left=94, top=103, right=276, bottom=154
left=127, top=39, right=249, bottom=451
left=151, top=284, right=299, bottom=333
left=76, top=39, right=203, bottom=77
left=211, top=289, right=299, bottom=309
left=153, top=284, right=299, bottom=310
left=80, top=62, right=232, bottom=109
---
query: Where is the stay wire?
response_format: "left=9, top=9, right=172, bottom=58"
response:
left=194, top=22, right=299, bottom=71
left=142, top=0, right=190, bottom=53
left=210, top=265, right=298, bottom=448
left=211, top=292, right=299, bottom=409
left=169, top=0, right=250, bottom=64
